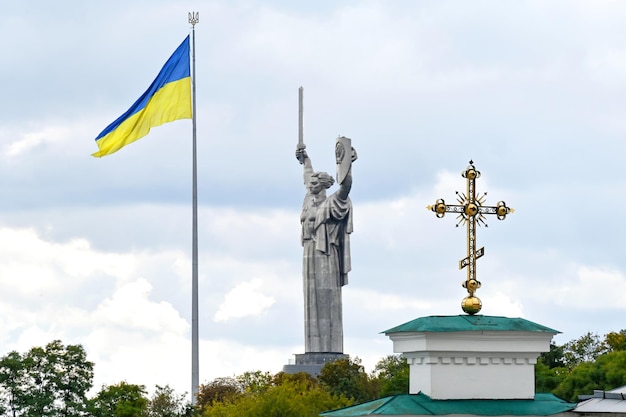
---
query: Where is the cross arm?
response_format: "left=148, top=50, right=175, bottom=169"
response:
left=478, top=201, right=514, bottom=220
left=427, top=199, right=466, bottom=218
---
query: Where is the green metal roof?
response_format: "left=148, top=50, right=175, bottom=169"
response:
left=383, top=315, right=559, bottom=335
left=320, top=393, right=575, bottom=416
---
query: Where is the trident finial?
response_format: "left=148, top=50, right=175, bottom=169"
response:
left=188, top=11, right=200, bottom=27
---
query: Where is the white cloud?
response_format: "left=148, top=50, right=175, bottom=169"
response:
left=214, top=279, right=276, bottom=322
left=347, top=288, right=431, bottom=312
left=87, top=325, right=190, bottom=395
left=0, top=227, right=101, bottom=295
left=0, top=118, right=99, bottom=159
left=93, top=278, right=188, bottom=333
left=0, top=226, right=144, bottom=298
left=483, top=292, right=525, bottom=318
left=553, top=266, right=626, bottom=309
left=197, top=338, right=298, bottom=382
left=0, top=225, right=193, bottom=394
left=4, top=125, right=70, bottom=157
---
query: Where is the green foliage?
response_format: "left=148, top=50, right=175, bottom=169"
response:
left=196, top=377, right=243, bottom=409
left=535, top=360, right=567, bottom=393
left=536, top=343, right=567, bottom=393
left=562, top=332, right=606, bottom=369
left=602, top=351, right=626, bottom=389
left=237, top=371, right=273, bottom=394
left=201, top=372, right=351, bottom=417
left=91, top=382, right=190, bottom=417
left=271, top=371, right=319, bottom=390
left=539, top=342, right=565, bottom=369
left=0, top=342, right=419, bottom=417
left=552, top=361, right=596, bottom=402
left=0, top=350, right=27, bottom=416
left=144, top=384, right=191, bottom=417
left=548, top=350, right=626, bottom=401
left=90, top=381, right=149, bottom=417
left=0, top=340, right=94, bottom=417
left=371, top=355, right=409, bottom=397
left=536, top=329, right=626, bottom=400
left=48, top=341, right=95, bottom=416
left=604, top=330, right=626, bottom=352
left=319, top=357, right=377, bottom=403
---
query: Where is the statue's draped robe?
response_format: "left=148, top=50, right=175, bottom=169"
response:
left=301, top=189, right=352, bottom=353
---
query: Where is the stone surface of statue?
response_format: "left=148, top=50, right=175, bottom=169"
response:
left=295, top=136, right=356, bottom=353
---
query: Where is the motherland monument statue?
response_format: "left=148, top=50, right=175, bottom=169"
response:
left=283, top=88, right=357, bottom=375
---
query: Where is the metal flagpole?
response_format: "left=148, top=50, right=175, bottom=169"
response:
left=188, top=10, right=200, bottom=406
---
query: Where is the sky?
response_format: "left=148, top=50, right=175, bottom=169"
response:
left=2, top=0, right=626, bottom=401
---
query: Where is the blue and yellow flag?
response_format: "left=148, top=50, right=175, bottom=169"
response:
left=92, top=36, right=192, bottom=157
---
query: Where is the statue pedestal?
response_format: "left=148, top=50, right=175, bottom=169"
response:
left=283, top=352, right=348, bottom=377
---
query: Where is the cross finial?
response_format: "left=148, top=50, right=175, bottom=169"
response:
left=426, top=161, right=514, bottom=315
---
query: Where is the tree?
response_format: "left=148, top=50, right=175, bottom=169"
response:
left=22, top=340, right=94, bottom=417
left=271, top=371, right=318, bottom=388
left=562, top=332, right=606, bottom=369
left=604, top=330, right=626, bottom=353
left=196, top=377, right=243, bottom=410
left=536, top=343, right=567, bottom=393
left=237, top=371, right=273, bottom=394
left=539, top=342, right=565, bottom=369
left=371, top=355, right=409, bottom=397
left=553, top=350, right=626, bottom=401
left=0, top=351, right=27, bottom=417
left=90, top=381, right=149, bottom=417
left=49, top=341, right=95, bottom=416
left=22, top=345, right=57, bottom=416
left=536, top=330, right=626, bottom=397
left=144, top=385, right=191, bottom=417
left=201, top=372, right=351, bottom=417
left=0, top=340, right=94, bottom=417
left=319, top=357, right=377, bottom=403
left=535, top=360, right=567, bottom=393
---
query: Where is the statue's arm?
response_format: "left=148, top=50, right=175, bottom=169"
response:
left=337, top=169, right=352, bottom=200
left=337, top=147, right=357, bottom=200
left=296, top=148, right=313, bottom=185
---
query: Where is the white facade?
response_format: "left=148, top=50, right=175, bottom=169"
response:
left=387, top=329, right=556, bottom=400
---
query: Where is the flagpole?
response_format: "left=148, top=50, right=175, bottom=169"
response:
left=188, top=11, right=200, bottom=406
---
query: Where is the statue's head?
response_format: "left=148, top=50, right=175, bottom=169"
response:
left=310, top=172, right=334, bottom=193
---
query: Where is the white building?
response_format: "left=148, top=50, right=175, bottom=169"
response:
left=320, top=314, right=577, bottom=417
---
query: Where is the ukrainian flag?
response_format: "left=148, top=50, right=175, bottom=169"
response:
left=92, top=36, right=192, bottom=157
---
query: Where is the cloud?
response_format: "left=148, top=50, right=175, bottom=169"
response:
left=0, top=224, right=195, bottom=395
left=553, top=266, right=626, bottom=309
left=0, top=227, right=112, bottom=297
left=2, top=124, right=73, bottom=158
left=348, top=288, right=432, bottom=312
left=94, top=278, right=188, bottom=333
left=215, top=279, right=276, bottom=322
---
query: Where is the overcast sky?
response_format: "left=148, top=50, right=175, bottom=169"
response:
left=2, top=0, right=626, bottom=400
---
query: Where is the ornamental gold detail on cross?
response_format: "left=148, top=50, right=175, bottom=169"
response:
left=427, top=161, right=514, bottom=315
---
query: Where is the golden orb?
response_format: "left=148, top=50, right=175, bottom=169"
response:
left=465, top=278, right=481, bottom=293
left=467, top=169, right=476, bottom=179
left=465, top=203, right=478, bottom=216
left=497, top=205, right=508, bottom=216
left=436, top=203, right=446, bottom=214
left=461, top=296, right=482, bottom=315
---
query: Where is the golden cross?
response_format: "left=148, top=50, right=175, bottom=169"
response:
left=427, top=161, right=514, bottom=315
